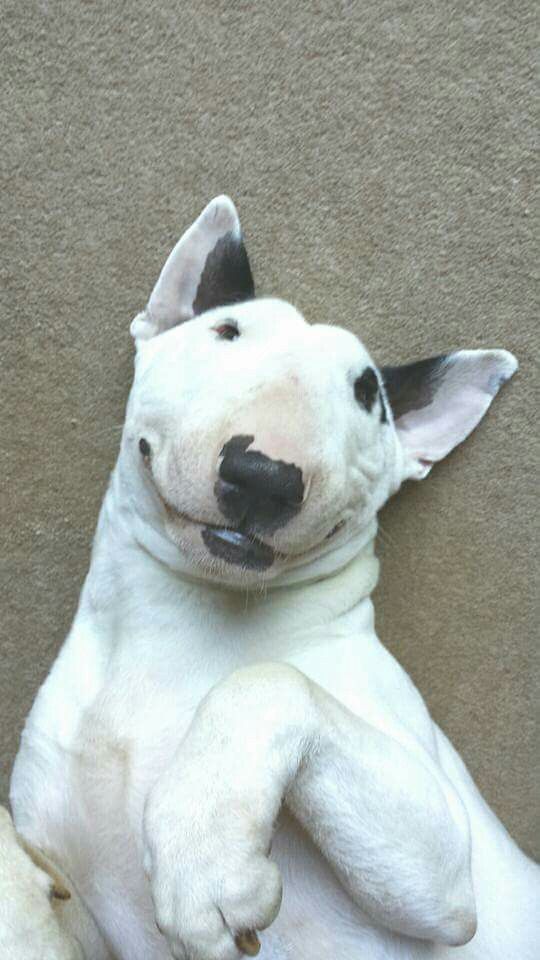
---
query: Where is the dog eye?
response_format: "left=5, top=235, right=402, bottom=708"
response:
left=214, top=321, right=240, bottom=341
left=139, top=438, right=151, bottom=459
left=354, top=367, right=379, bottom=412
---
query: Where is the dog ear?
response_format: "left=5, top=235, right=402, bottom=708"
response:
left=131, top=195, right=254, bottom=340
left=382, top=349, right=518, bottom=480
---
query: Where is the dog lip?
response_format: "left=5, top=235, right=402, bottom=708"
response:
left=201, top=526, right=276, bottom=571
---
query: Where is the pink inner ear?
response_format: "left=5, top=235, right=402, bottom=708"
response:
left=135, top=196, right=245, bottom=340
left=398, top=389, right=492, bottom=463
left=393, top=349, right=518, bottom=477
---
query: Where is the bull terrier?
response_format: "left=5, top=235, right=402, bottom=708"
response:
left=2, top=197, right=538, bottom=960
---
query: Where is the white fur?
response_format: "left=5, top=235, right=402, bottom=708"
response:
left=4, top=197, right=538, bottom=960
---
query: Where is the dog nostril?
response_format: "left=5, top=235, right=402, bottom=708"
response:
left=218, top=479, right=242, bottom=498
left=139, top=438, right=151, bottom=459
left=214, top=478, right=248, bottom=522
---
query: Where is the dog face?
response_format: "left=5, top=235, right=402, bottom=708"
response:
left=122, top=197, right=516, bottom=587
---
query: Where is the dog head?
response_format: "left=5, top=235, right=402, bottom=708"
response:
left=122, top=196, right=517, bottom=587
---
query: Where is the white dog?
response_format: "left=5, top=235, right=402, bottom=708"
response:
left=2, top=197, right=538, bottom=960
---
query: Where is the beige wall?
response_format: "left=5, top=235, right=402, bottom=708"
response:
left=1, top=1, right=538, bottom=858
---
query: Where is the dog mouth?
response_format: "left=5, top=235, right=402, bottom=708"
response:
left=201, top=526, right=275, bottom=571
left=161, top=497, right=345, bottom=573
left=161, top=497, right=277, bottom=570
left=200, top=518, right=346, bottom=573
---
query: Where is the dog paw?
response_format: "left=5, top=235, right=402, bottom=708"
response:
left=144, top=792, right=282, bottom=960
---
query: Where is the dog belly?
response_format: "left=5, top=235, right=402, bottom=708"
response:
left=6, top=700, right=457, bottom=960
left=53, top=801, right=429, bottom=960
left=15, top=714, right=539, bottom=960
left=12, top=642, right=538, bottom=960
left=12, top=691, right=428, bottom=958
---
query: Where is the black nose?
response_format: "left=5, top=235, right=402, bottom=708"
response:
left=215, top=435, right=304, bottom=534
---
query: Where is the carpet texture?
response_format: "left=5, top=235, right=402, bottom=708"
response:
left=1, top=1, right=538, bottom=857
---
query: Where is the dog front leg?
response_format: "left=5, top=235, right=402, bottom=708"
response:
left=143, top=663, right=476, bottom=960
left=286, top=678, right=477, bottom=945
left=143, top=664, right=305, bottom=960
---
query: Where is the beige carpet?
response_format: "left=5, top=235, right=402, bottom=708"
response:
left=1, top=0, right=538, bottom=858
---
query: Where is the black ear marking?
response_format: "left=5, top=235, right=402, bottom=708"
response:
left=381, top=355, right=451, bottom=420
left=193, top=231, right=255, bottom=315
left=354, top=367, right=379, bottom=412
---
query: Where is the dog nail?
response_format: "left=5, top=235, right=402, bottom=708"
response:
left=51, top=881, right=71, bottom=901
left=235, top=929, right=261, bottom=955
